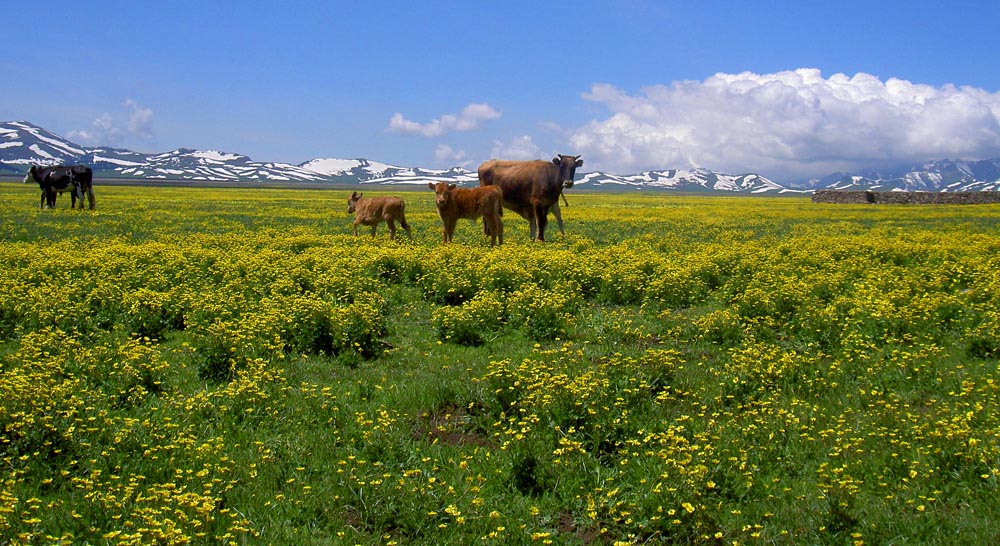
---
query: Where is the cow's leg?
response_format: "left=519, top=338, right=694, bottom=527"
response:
left=444, top=218, right=457, bottom=243
left=488, top=215, right=502, bottom=246
left=400, top=215, right=412, bottom=239
left=370, top=224, right=378, bottom=237
left=551, top=201, right=564, bottom=235
left=534, top=204, right=549, bottom=242
left=386, top=219, right=396, bottom=240
left=353, top=220, right=361, bottom=236
left=86, top=186, right=96, bottom=209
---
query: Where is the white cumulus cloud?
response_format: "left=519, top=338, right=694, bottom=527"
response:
left=68, top=113, right=122, bottom=145
left=388, top=103, right=501, bottom=137
left=491, top=135, right=542, bottom=160
left=568, top=68, right=1000, bottom=182
left=434, top=144, right=467, bottom=165
left=125, top=99, right=155, bottom=140
left=68, top=99, right=155, bottom=146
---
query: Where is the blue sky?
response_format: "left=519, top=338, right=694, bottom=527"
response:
left=5, top=0, right=1000, bottom=182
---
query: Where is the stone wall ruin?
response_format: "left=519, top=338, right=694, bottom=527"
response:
left=811, top=190, right=1000, bottom=205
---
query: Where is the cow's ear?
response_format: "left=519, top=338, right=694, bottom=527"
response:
left=428, top=182, right=436, bottom=190
left=351, top=191, right=358, bottom=199
left=448, top=184, right=457, bottom=190
left=552, top=157, right=560, bottom=165
left=575, top=158, right=584, bottom=167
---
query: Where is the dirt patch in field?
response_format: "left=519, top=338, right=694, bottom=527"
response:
left=413, top=405, right=493, bottom=447
left=558, top=511, right=610, bottom=544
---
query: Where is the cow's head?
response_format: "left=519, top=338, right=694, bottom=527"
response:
left=552, top=155, right=583, bottom=189
left=347, top=191, right=361, bottom=213
left=23, top=166, right=39, bottom=185
left=428, top=182, right=457, bottom=207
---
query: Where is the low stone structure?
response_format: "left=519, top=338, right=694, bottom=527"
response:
left=812, top=190, right=1000, bottom=205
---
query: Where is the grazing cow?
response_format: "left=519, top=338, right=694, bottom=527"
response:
left=23, top=165, right=96, bottom=209
left=428, top=182, right=503, bottom=246
left=347, top=191, right=412, bottom=240
left=478, top=154, right=582, bottom=241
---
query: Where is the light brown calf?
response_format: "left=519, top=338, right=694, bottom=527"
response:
left=428, top=182, right=503, bottom=246
left=347, top=191, right=412, bottom=240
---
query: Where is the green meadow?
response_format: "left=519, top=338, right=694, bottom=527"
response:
left=1, top=182, right=999, bottom=545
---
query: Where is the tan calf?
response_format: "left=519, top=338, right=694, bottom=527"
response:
left=347, top=192, right=412, bottom=240
left=428, top=182, right=503, bottom=246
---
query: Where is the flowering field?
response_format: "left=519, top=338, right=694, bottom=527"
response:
left=1, top=182, right=999, bottom=545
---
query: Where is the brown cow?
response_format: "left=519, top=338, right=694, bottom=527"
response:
left=478, top=154, right=582, bottom=241
left=347, top=191, right=412, bottom=240
left=428, top=182, right=503, bottom=246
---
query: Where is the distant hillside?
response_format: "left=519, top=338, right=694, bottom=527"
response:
left=5, top=120, right=1000, bottom=193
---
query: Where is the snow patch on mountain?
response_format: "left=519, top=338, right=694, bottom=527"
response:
left=190, top=150, right=246, bottom=162
left=300, top=158, right=402, bottom=177
left=92, top=155, right=144, bottom=167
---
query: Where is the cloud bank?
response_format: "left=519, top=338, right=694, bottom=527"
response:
left=491, top=135, right=542, bottom=160
left=125, top=99, right=154, bottom=140
left=568, top=69, right=1000, bottom=182
left=434, top=144, right=467, bottom=166
left=388, top=103, right=501, bottom=137
left=68, top=113, right=122, bottom=146
left=69, top=99, right=155, bottom=146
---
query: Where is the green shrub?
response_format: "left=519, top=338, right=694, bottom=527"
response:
left=331, top=292, right=387, bottom=358
left=417, top=268, right=478, bottom=305
left=966, top=310, right=1000, bottom=358
left=694, top=308, right=744, bottom=346
left=193, top=320, right=248, bottom=382
left=265, top=292, right=387, bottom=357
left=432, top=291, right=504, bottom=346
left=122, top=287, right=187, bottom=338
left=0, top=280, right=22, bottom=340
left=645, top=263, right=712, bottom=309
left=506, top=281, right=581, bottom=340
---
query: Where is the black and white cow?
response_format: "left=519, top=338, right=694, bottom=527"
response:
left=23, top=165, right=96, bottom=209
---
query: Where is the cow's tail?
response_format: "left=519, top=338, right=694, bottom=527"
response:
left=399, top=201, right=411, bottom=233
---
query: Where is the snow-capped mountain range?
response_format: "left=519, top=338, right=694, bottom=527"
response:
left=810, top=159, right=1000, bottom=192
left=577, top=170, right=789, bottom=193
left=3, top=120, right=1000, bottom=193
